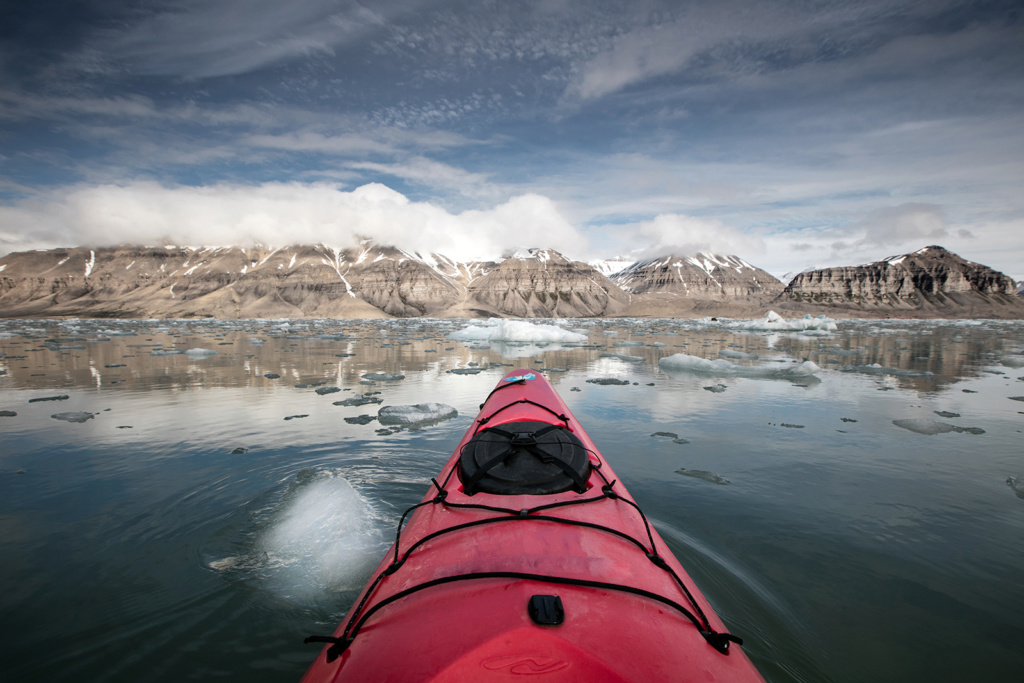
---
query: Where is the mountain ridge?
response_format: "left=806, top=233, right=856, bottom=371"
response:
left=1, top=243, right=1021, bottom=319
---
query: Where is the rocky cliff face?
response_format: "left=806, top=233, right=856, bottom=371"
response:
left=778, top=245, right=1024, bottom=318
left=0, top=244, right=622, bottom=319
left=463, top=249, right=629, bottom=317
left=0, top=243, right=474, bottom=319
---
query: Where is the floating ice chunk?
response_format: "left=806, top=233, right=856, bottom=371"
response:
left=150, top=349, right=184, bottom=356
left=611, top=341, right=645, bottom=347
left=447, top=368, right=484, bottom=375
left=676, top=468, right=730, bottom=485
left=652, top=431, right=689, bottom=444
left=450, top=319, right=587, bottom=343
left=598, top=353, right=643, bottom=363
left=703, top=384, right=727, bottom=393
left=377, top=403, right=458, bottom=428
left=734, top=311, right=838, bottom=332
left=1002, top=356, right=1024, bottom=368
left=185, top=348, right=218, bottom=358
left=839, top=364, right=933, bottom=377
left=333, top=394, right=383, bottom=407
left=893, top=418, right=984, bottom=435
left=659, top=354, right=821, bottom=378
left=51, top=412, right=94, bottom=423
left=586, top=378, right=630, bottom=385
left=719, top=349, right=759, bottom=361
left=29, top=395, right=69, bottom=403
left=362, top=373, right=405, bottom=382
left=315, top=386, right=341, bottom=395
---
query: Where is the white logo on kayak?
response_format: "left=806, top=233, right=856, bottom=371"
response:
left=504, top=373, right=536, bottom=382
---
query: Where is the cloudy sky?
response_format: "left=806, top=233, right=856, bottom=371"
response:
left=1, top=0, right=1022, bottom=279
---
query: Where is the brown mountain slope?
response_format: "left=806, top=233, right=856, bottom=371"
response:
left=773, top=245, right=1024, bottom=318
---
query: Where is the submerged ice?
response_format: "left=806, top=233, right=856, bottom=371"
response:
left=213, top=469, right=388, bottom=604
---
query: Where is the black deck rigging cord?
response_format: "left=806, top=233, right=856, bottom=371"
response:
left=305, top=398, right=743, bottom=662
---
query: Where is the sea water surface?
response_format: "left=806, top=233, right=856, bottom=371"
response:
left=1, top=316, right=1023, bottom=682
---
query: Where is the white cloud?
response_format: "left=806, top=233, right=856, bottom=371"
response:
left=0, top=181, right=587, bottom=263
left=850, top=203, right=948, bottom=248
left=346, top=156, right=497, bottom=199
left=605, top=213, right=760, bottom=258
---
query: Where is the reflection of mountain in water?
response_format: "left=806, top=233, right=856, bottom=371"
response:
left=1, top=318, right=1021, bottom=395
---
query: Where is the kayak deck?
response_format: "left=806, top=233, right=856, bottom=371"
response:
left=302, top=370, right=763, bottom=682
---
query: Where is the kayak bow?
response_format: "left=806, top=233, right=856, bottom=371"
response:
left=302, top=369, right=764, bottom=682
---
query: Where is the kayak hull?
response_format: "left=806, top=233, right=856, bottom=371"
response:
left=302, top=370, right=764, bottom=682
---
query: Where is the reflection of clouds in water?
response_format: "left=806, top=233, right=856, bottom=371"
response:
left=211, top=469, right=389, bottom=605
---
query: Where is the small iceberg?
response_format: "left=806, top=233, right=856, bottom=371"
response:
left=736, top=311, right=838, bottom=332
left=893, top=418, right=985, bottom=435
left=719, top=349, right=758, bottom=361
left=377, top=403, right=458, bottom=428
left=676, top=468, right=730, bottom=485
left=450, top=319, right=587, bottom=343
left=659, top=354, right=821, bottom=378
left=598, top=353, right=643, bottom=363
left=839, top=364, right=933, bottom=378
left=51, top=412, right=95, bottom=423
left=333, top=394, right=384, bottom=407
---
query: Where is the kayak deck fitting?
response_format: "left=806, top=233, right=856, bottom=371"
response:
left=302, top=370, right=764, bottom=682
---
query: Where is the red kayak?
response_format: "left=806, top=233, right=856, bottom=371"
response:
left=302, top=370, right=764, bottom=682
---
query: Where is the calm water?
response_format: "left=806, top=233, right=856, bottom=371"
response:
left=1, top=316, right=1023, bottom=682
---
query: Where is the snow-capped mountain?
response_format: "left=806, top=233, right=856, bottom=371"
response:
left=612, top=253, right=784, bottom=299
left=1, top=243, right=1020, bottom=319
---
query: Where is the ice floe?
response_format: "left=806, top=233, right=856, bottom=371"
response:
left=450, top=319, right=587, bottom=343
left=377, top=403, right=458, bottom=428
left=184, top=348, right=219, bottom=358
left=733, top=311, right=838, bottom=333
left=839, top=364, right=933, bottom=378
left=598, top=353, right=644, bottom=363
left=676, top=468, right=730, bottom=485
left=719, top=349, right=759, bottom=360
left=1007, top=476, right=1024, bottom=501
left=333, top=394, right=383, bottom=407
left=51, top=412, right=94, bottom=423
left=29, top=395, right=69, bottom=403
left=892, top=418, right=984, bottom=435
left=659, top=354, right=821, bottom=378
